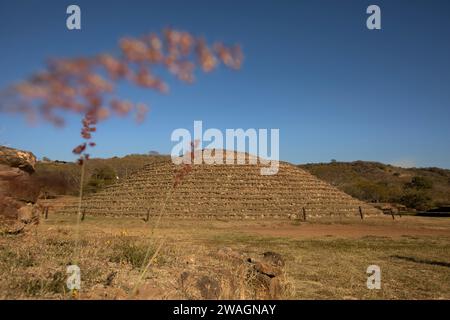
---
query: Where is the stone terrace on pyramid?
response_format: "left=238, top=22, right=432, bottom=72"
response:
left=60, top=150, right=381, bottom=218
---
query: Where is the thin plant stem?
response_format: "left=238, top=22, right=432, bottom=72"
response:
left=130, top=238, right=165, bottom=298
left=73, top=160, right=86, bottom=266
left=136, top=183, right=174, bottom=286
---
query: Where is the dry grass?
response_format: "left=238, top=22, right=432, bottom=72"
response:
left=0, top=215, right=449, bottom=299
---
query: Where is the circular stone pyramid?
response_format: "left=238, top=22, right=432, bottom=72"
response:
left=61, top=150, right=381, bottom=218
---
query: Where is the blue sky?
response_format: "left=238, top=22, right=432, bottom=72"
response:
left=0, top=0, right=449, bottom=168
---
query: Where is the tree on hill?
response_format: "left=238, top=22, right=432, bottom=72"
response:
left=399, top=191, right=431, bottom=211
left=406, top=176, right=433, bottom=190
left=85, top=166, right=117, bottom=194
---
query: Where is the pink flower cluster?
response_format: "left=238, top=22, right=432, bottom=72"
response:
left=4, top=29, right=243, bottom=164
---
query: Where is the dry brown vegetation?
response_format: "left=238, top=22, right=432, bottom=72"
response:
left=1, top=214, right=449, bottom=299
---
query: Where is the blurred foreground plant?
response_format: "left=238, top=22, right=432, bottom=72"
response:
left=1, top=28, right=243, bottom=163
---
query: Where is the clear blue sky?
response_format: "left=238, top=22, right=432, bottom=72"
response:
left=1, top=0, right=449, bottom=168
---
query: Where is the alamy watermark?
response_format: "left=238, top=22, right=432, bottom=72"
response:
left=66, top=264, right=81, bottom=291
left=171, top=121, right=279, bottom=175
left=65, top=4, right=380, bottom=31
left=66, top=5, right=81, bottom=30
left=367, top=5, right=381, bottom=30
left=366, top=265, right=381, bottom=289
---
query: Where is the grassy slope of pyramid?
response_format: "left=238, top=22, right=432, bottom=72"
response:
left=60, top=150, right=382, bottom=218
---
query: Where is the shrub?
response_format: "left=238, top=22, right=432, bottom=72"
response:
left=344, top=179, right=392, bottom=203
left=398, top=191, right=431, bottom=211
left=110, top=238, right=153, bottom=269
left=405, top=176, right=433, bottom=190
left=85, top=166, right=117, bottom=194
left=14, top=271, right=66, bottom=296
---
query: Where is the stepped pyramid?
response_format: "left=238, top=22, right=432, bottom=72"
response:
left=61, top=150, right=381, bottom=218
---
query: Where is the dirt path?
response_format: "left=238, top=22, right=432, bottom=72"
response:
left=234, top=219, right=450, bottom=239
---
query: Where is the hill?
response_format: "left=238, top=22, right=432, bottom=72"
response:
left=299, top=161, right=450, bottom=211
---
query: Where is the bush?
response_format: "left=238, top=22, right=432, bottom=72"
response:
left=85, top=166, right=117, bottom=194
left=399, top=191, right=431, bottom=211
left=405, top=176, right=433, bottom=190
left=16, top=271, right=66, bottom=296
left=109, top=238, right=153, bottom=269
left=344, top=179, right=393, bottom=203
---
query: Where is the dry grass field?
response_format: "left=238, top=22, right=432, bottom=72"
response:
left=1, top=214, right=449, bottom=300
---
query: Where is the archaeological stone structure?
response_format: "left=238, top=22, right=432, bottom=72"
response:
left=60, top=150, right=381, bottom=218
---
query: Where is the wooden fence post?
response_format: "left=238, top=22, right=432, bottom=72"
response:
left=142, top=209, right=150, bottom=222
left=359, top=206, right=364, bottom=220
left=302, top=207, right=306, bottom=221
left=44, top=207, right=49, bottom=220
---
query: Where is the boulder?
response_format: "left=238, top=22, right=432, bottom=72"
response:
left=180, top=271, right=221, bottom=300
left=0, top=146, right=39, bottom=230
left=178, top=248, right=288, bottom=300
left=17, top=203, right=39, bottom=224
left=247, top=251, right=286, bottom=299
left=262, top=251, right=285, bottom=267
left=0, top=146, right=36, bottom=174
